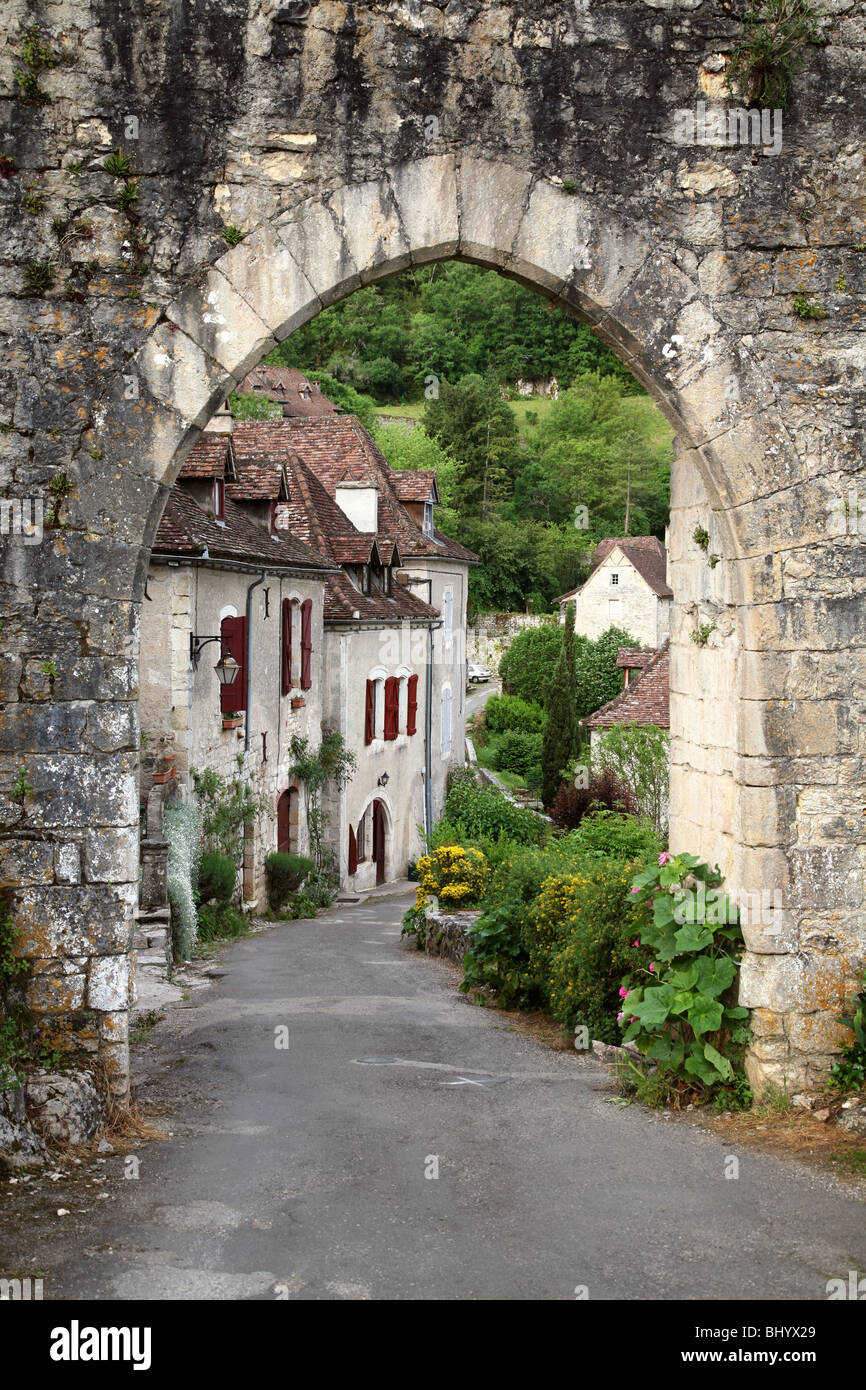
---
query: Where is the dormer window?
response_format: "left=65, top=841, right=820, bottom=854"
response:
left=383, top=566, right=391, bottom=596
left=361, top=565, right=370, bottom=595
left=423, top=501, right=434, bottom=537
left=213, top=479, right=225, bottom=521
left=269, top=499, right=279, bottom=538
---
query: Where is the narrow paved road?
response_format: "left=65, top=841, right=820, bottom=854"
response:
left=21, top=889, right=866, bottom=1300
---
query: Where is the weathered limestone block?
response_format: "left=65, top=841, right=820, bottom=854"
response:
left=25, top=1069, right=105, bottom=1146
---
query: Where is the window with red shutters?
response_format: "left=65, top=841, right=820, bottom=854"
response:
left=219, top=615, right=247, bottom=713
left=348, top=824, right=358, bottom=875
left=281, top=598, right=292, bottom=695
left=383, top=676, right=399, bottom=740
left=364, top=679, right=375, bottom=745
left=406, top=673, right=419, bottom=736
left=300, top=599, right=313, bottom=690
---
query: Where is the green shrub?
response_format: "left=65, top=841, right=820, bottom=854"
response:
left=197, top=904, right=249, bottom=943
left=265, top=852, right=313, bottom=911
left=540, top=865, right=647, bottom=1042
left=198, top=850, right=236, bottom=905
left=442, top=772, right=546, bottom=846
left=484, top=693, right=546, bottom=738
left=830, top=972, right=866, bottom=1091
left=562, top=809, right=661, bottom=863
left=488, top=728, right=544, bottom=778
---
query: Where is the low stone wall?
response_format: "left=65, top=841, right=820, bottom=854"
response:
left=466, top=613, right=552, bottom=669
left=423, top=906, right=481, bottom=965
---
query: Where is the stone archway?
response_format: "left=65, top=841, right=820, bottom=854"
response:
left=3, top=4, right=863, bottom=1103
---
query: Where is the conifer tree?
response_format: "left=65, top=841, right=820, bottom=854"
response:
left=541, top=602, right=578, bottom=807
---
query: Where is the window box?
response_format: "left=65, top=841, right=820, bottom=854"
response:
left=222, top=714, right=243, bottom=731
left=152, top=767, right=175, bottom=785
left=291, top=696, right=306, bottom=710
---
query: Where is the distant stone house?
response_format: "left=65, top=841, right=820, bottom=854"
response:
left=584, top=639, right=671, bottom=823
left=238, top=365, right=339, bottom=419
left=139, top=431, right=337, bottom=905
left=559, top=536, right=672, bottom=648
left=231, top=414, right=478, bottom=890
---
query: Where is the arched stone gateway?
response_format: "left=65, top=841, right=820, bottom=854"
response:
left=1, top=3, right=864, bottom=1100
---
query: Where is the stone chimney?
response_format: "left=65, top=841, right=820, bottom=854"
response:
left=335, top=480, right=378, bottom=533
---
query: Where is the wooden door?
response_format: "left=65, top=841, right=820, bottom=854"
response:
left=373, top=799, right=386, bottom=885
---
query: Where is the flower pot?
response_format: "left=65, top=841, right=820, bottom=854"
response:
left=152, top=769, right=174, bottom=784
left=222, top=716, right=243, bottom=730
left=291, top=698, right=305, bottom=710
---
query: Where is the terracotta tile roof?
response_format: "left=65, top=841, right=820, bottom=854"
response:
left=152, top=486, right=335, bottom=573
left=238, top=366, right=339, bottom=418
left=277, top=416, right=479, bottom=565
left=231, top=436, right=437, bottom=626
left=226, top=454, right=288, bottom=502
left=391, top=469, right=439, bottom=503
left=585, top=639, right=670, bottom=730
left=616, top=647, right=656, bottom=670
left=592, top=536, right=672, bottom=598
left=558, top=536, right=672, bottom=604
left=178, top=434, right=235, bottom=480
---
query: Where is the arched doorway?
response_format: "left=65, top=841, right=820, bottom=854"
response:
left=372, top=799, right=386, bottom=887
left=8, top=133, right=860, bottom=1098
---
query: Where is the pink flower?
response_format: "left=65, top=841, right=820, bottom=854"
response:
left=630, top=887, right=640, bottom=894
left=616, top=1012, right=624, bottom=1024
left=649, top=962, right=655, bottom=972
left=629, top=1016, right=637, bottom=1023
left=658, top=852, right=673, bottom=866
left=618, top=986, right=629, bottom=998
left=633, top=939, right=640, bottom=948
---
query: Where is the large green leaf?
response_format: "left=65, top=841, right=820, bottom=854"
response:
left=702, top=1042, right=733, bottom=1082
left=687, top=994, right=724, bottom=1037
left=630, top=983, right=676, bottom=1027
left=673, top=922, right=714, bottom=953
left=694, top=955, right=737, bottom=998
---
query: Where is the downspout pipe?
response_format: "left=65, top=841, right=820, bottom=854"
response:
left=425, top=622, right=434, bottom=839
left=244, top=570, right=267, bottom=753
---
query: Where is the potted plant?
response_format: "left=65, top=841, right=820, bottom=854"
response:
left=222, top=711, right=243, bottom=730
left=291, top=696, right=306, bottom=710
left=152, top=757, right=175, bottom=785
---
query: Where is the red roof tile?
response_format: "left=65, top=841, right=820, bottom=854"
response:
left=152, top=486, right=334, bottom=573
left=585, top=640, right=670, bottom=730
left=178, top=434, right=235, bottom=481
left=238, top=366, right=339, bottom=418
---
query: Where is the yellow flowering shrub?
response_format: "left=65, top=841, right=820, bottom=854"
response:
left=526, top=873, right=590, bottom=980
left=415, top=844, right=490, bottom=910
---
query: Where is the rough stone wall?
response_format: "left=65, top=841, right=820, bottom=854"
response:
left=0, top=1, right=864, bottom=1096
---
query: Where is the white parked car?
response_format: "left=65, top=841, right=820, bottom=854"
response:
left=467, top=663, right=492, bottom=683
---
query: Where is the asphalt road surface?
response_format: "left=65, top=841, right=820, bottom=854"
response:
left=13, top=888, right=866, bottom=1301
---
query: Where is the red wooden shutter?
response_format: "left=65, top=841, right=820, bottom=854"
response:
left=281, top=598, right=292, bottom=695
left=384, top=676, right=399, bottom=740
left=220, top=615, right=247, bottom=713
left=365, top=679, right=375, bottom=745
left=406, top=673, right=419, bottom=736
left=300, top=598, right=313, bottom=690
left=348, top=825, right=358, bottom=875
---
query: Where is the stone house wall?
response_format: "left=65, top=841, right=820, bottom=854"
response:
left=140, top=562, right=326, bottom=904
left=572, top=552, right=671, bottom=648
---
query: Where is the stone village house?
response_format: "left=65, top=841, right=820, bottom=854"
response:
left=559, top=536, right=672, bottom=649
left=139, top=399, right=476, bottom=906
left=231, top=408, right=477, bottom=891
left=139, top=426, right=337, bottom=906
